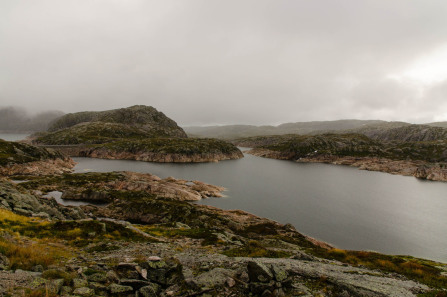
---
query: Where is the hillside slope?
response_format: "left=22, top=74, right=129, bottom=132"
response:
left=32, top=105, right=243, bottom=163
left=33, top=105, right=187, bottom=145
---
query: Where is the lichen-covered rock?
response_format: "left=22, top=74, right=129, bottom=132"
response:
left=87, top=272, right=107, bottom=283
left=72, top=278, right=89, bottom=289
left=109, top=283, right=133, bottom=294
left=73, top=286, right=95, bottom=296
left=0, top=253, right=9, bottom=270
left=0, top=179, right=86, bottom=220
left=247, top=261, right=273, bottom=283
left=137, top=283, right=161, bottom=297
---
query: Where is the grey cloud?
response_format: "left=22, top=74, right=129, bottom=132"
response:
left=1, top=0, right=447, bottom=125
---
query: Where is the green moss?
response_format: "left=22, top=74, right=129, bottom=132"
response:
left=35, top=122, right=156, bottom=145
left=310, top=248, right=447, bottom=289
left=42, top=269, right=76, bottom=285
left=240, top=133, right=447, bottom=163
left=141, top=226, right=220, bottom=246
left=239, top=222, right=280, bottom=236
left=86, top=243, right=120, bottom=253
left=0, top=213, right=151, bottom=246
left=222, top=241, right=292, bottom=258
left=96, top=137, right=241, bottom=156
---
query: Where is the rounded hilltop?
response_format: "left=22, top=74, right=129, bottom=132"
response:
left=39, top=105, right=187, bottom=143
left=31, top=105, right=243, bottom=163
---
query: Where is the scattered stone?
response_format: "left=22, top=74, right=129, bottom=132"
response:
left=120, top=279, right=151, bottom=290
left=47, top=279, right=64, bottom=294
left=109, top=283, right=134, bottom=294
left=148, top=256, right=162, bottom=262
left=0, top=254, right=9, bottom=270
left=60, top=286, right=72, bottom=295
left=193, top=268, right=232, bottom=288
left=32, top=264, right=44, bottom=272
left=271, top=265, right=288, bottom=282
left=73, top=286, right=95, bottom=297
left=137, top=283, right=161, bottom=297
left=226, top=277, right=236, bottom=288
left=30, top=277, right=47, bottom=289
left=247, top=261, right=273, bottom=283
left=73, top=278, right=89, bottom=289
left=87, top=272, right=107, bottom=283
left=106, top=270, right=120, bottom=283
left=115, top=263, right=140, bottom=279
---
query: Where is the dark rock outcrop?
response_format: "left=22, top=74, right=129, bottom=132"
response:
left=0, top=139, right=75, bottom=176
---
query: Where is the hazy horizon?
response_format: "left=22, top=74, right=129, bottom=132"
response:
left=2, top=1, right=447, bottom=126
left=0, top=105, right=437, bottom=129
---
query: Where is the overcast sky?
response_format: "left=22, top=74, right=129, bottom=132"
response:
left=1, top=0, right=447, bottom=126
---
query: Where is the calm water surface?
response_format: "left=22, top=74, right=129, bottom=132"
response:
left=73, top=153, right=447, bottom=262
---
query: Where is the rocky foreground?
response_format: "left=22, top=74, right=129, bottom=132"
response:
left=1, top=176, right=446, bottom=297
left=1, top=141, right=447, bottom=296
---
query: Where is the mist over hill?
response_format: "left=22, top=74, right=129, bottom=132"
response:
left=0, top=106, right=64, bottom=133
left=185, top=120, right=404, bottom=139
left=186, top=120, right=447, bottom=141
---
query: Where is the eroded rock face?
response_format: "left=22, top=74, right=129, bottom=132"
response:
left=82, top=148, right=243, bottom=163
left=414, top=164, right=447, bottom=181
left=44, top=138, right=244, bottom=163
left=0, top=158, right=75, bottom=176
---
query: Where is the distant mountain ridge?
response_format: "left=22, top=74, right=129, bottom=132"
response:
left=186, top=120, right=447, bottom=142
left=185, top=120, right=403, bottom=139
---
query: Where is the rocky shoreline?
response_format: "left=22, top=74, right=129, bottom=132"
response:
left=0, top=158, right=75, bottom=176
left=46, top=145, right=244, bottom=163
left=248, top=148, right=447, bottom=182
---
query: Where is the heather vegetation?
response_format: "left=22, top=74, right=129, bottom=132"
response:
left=235, top=133, right=447, bottom=163
left=97, top=137, right=242, bottom=156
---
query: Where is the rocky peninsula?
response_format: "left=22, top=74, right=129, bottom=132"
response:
left=0, top=139, right=75, bottom=176
left=0, top=139, right=446, bottom=296
left=236, top=133, right=447, bottom=182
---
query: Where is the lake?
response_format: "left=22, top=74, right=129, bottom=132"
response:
left=73, top=153, right=447, bottom=263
